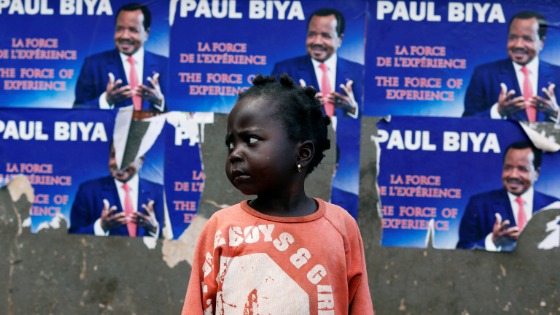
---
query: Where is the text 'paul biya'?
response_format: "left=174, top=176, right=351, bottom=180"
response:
left=0, top=120, right=108, bottom=141
left=376, top=129, right=500, bottom=153
left=376, top=1, right=505, bottom=23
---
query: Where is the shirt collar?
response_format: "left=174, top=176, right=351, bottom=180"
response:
left=311, top=54, right=338, bottom=71
left=512, top=57, right=539, bottom=74
left=507, top=187, right=534, bottom=205
left=119, top=48, right=145, bottom=65
left=115, top=173, right=139, bottom=190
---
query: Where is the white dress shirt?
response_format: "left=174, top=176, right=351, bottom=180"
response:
left=484, top=188, right=535, bottom=251
left=490, top=58, right=539, bottom=119
left=310, top=54, right=359, bottom=130
left=311, top=54, right=337, bottom=95
left=99, top=48, right=145, bottom=109
left=94, top=175, right=140, bottom=236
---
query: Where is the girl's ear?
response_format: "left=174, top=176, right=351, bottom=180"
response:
left=297, top=140, right=315, bottom=168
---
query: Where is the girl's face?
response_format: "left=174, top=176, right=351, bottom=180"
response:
left=225, top=97, right=299, bottom=196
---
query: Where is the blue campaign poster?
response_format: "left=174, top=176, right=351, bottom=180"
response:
left=163, top=112, right=209, bottom=239
left=0, top=108, right=208, bottom=239
left=167, top=0, right=366, bottom=112
left=0, top=0, right=169, bottom=109
left=375, top=116, right=560, bottom=249
left=0, top=108, right=116, bottom=232
left=364, top=0, right=560, bottom=118
left=167, top=0, right=367, bottom=218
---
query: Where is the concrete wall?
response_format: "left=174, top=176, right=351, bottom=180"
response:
left=1, top=114, right=559, bottom=314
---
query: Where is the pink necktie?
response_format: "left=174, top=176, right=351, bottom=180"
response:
left=122, top=183, right=137, bottom=237
left=521, top=66, right=536, bottom=122
left=127, top=56, right=141, bottom=110
left=515, top=196, right=527, bottom=232
left=319, top=63, right=334, bottom=117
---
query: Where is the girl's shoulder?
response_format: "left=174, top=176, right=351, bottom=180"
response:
left=321, top=199, right=361, bottom=233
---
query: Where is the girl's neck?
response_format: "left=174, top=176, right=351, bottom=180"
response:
left=249, top=193, right=317, bottom=217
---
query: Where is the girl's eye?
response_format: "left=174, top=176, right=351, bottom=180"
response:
left=226, top=141, right=233, bottom=150
left=248, top=136, right=259, bottom=145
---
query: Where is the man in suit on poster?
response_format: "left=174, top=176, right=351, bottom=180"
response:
left=69, top=145, right=165, bottom=237
left=463, top=11, right=560, bottom=122
left=73, top=3, right=168, bottom=111
left=271, top=8, right=363, bottom=217
left=457, top=141, right=559, bottom=251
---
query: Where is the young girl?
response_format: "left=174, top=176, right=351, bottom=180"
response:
left=183, top=74, right=374, bottom=314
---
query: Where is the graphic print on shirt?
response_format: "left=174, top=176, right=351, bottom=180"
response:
left=218, top=254, right=309, bottom=314
left=200, top=223, right=336, bottom=314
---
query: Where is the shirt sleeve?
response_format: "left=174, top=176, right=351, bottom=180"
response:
left=490, top=103, right=504, bottom=119
left=99, top=92, right=113, bottom=109
left=93, top=219, right=109, bottom=236
left=484, top=233, right=501, bottom=252
left=347, top=218, right=375, bottom=314
left=182, top=216, right=220, bottom=315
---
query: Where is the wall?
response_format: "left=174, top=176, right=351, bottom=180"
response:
left=1, top=115, right=559, bottom=314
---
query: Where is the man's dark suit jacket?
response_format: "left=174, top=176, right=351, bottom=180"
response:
left=271, top=55, right=363, bottom=217
left=462, top=58, right=560, bottom=121
left=73, top=49, right=168, bottom=110
left=68, top=176, right=165, bottom=237
left=457, top=188, right=558, bottom=250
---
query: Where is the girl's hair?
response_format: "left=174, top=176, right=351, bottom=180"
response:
left=236, top=74, right=331, bottom=174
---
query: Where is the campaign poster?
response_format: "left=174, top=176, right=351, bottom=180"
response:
left=0, top=107, right=210, bottom=240
left=0, top=108, right=116, bottom=232
left=168, top=0, right=366, bottom=218
left=364, top=0, right=560, bottom=117
left=374, top=116, right=560, bottom=250
left=163, top=112, right=212, bottom=239
left=0, top=0, right=169, bottom=109
left=167, top=0, right=366, bottom=112
left=64, top=109, right=209, bottom=240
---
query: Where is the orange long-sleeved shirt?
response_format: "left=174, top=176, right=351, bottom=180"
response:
left=183, top=198, right=374, bottom=314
